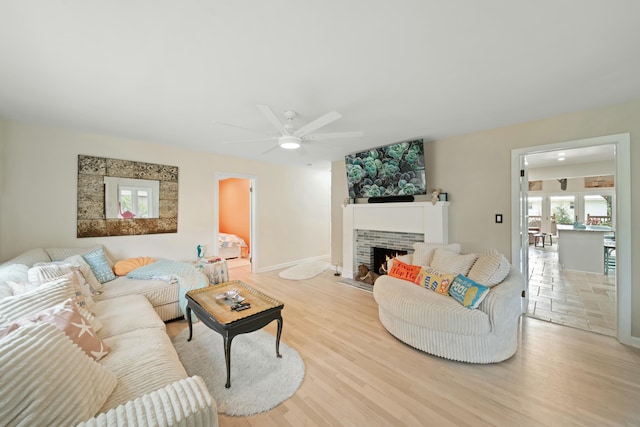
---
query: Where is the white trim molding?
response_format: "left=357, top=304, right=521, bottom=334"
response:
left=511, top=133, right=632, bottom=347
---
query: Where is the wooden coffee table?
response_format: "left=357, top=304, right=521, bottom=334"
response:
left=185, top=280, right=284, bottom=388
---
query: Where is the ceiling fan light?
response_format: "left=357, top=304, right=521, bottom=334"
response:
left=279, top=136, right=301, bottom=149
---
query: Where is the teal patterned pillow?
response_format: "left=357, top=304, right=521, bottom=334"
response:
left=82, top=248, right=116, bottom=283
left=449, top=274, right=490, bottom=309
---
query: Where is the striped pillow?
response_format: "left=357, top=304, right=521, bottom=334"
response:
left=0, top=277, right=81, bottom=326
left=411, top=242, right=462, bottom=267
left=0, top=322, right=117, bottom=425
left=467, top=249, right=511, bottom=287
left=431, top=248, right=478, bottom=276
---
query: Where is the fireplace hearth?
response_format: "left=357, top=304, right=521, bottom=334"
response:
left=342, top=201, right=449, bottom=280
left=373, top=247, right=408, bottom=275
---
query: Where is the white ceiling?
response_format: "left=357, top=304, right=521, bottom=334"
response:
left=526, top=144, right=616, bottom=168
left=1, top=1, right=640, bottom=169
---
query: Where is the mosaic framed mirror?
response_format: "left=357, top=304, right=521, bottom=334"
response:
left=77, top=155, right=178, bottom=237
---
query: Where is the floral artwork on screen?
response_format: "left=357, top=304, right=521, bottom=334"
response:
left=345, top=139, right=426, bottom=199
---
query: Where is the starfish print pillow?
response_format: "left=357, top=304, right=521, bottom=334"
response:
left=19, top=298, right=110, bottom=361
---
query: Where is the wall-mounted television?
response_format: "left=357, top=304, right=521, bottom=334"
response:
left=345, top=138, right=426, bottom=200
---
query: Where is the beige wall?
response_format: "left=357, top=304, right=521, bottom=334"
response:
left=331, top=99, right=640, bottom=337
left=0, top=120, right=331, bottom=270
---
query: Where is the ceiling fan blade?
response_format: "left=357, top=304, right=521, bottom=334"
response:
left=304, top=131, right=364, bottom=141
left=261, top=144, right=280, bottom=155
left=214, top=121, right=270, bottom=135
left=294, top=111, right=342, bottom=137
left=221, top=137, right=276, bottom=144
left=257, top=104, right=290, bottom=135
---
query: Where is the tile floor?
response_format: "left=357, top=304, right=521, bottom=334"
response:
left=527, top=240, right=616, bottom=337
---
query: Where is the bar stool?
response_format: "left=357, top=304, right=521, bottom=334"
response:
left=604, top=239, right=616, bottom=275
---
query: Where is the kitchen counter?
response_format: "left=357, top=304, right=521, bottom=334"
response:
left=556, top=225, right=614, bottom=274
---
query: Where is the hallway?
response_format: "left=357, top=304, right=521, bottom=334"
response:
left=527, top=242, right=616, bottom=337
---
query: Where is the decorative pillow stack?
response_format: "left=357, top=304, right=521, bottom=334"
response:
left=26, top=263, right=100, bottom=304
left=390, top=245, right=511, bottom=310
left=0, top=269, right=115, bottom=424
left=0, top=322, right=117, bottom=426
left=0, top=276, right=105, bottom=342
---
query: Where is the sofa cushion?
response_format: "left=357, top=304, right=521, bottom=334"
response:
left=431, top=248, right=478, bottom=275
left=3, top=248, right=51, bottom=267
left=449, top=275, right=491, bottom=309
left=374, top=275, right=491, bottom=335
left=93, top=294, right=166, bottom=339
left=467, top=249, right=511, bottom=287
left=415, top=267, right=457, bottom=295
left=0, top=322, right=117, bottom=426
left=96, top=276, right=179, bottom=309
left=98, top=327, right=188, bottom=413
left=388, top=258, right=422, bottom=282
left=411, top=242, right=461, bottom=267
left=46, top=245, right=114, bottom=267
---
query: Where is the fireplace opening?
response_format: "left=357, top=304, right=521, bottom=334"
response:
left=373, top=247, right=408, bottom=275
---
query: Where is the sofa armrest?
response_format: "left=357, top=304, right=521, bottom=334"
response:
left=78, top=376, right=217, bottom=427
left=477, top=267, right=523, bottom=332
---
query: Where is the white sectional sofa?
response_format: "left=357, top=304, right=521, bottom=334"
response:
left=373, top=243, right=523, bottom=363
left=0, top=246, right=218, bottom=426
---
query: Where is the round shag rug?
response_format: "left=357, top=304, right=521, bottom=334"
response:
left=172, top=323, right=304, bottom=416
left=278, top=260, right=330, bottom=280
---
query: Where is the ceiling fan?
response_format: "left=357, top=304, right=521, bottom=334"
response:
left=218, top=104, right=363, bottom=151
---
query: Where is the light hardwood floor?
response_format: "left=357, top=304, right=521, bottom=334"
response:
left=166, top=266, right=640, bottom=427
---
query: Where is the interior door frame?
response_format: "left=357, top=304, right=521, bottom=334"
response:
left=214, top=172, right=257, bottom=273
left=510, top=133, right=631, bottom=346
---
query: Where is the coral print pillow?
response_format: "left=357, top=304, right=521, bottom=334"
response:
left=388, top=259, right=422, bottom=282
left=414, top=267, right=457, bottom=295
left=449, top=274, right=490, bottom=309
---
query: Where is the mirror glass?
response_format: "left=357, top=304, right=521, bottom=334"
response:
left=104, top=177, right=160, bottom=219
left=77, top=155, right=178, bottom=237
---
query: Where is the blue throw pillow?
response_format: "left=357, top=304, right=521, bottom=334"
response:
left=83, top=248, right=116, bottom=284
left=449, top=274, right=490, bottom=309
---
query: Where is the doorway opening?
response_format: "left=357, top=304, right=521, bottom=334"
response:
left=511, top=133, right=631, bottom=345
left=215, top=173, right=257, bottom=273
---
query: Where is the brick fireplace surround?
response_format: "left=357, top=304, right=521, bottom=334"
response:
left=342, top=201, right=449, bottom=280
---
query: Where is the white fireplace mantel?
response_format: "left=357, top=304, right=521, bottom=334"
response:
left=342, top=201, right=449, bottom=279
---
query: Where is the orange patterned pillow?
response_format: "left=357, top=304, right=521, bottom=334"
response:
left=388, top=258, right=422, bottom=282
left=114, top=257, right=156, bottom=276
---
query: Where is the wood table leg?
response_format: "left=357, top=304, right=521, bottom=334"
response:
left=224, top=334, right=234, bottom=388
left=186, top=306, right=193, bottom=342
left=275, top=317, right=283, bottom=358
